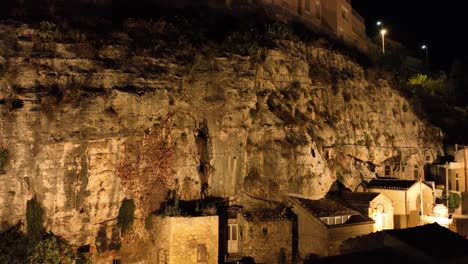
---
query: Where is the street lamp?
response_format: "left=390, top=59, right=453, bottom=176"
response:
left=421, top=44, right=429, bottom=69
left=376, top=20, right=383, bottom=30
left=380, top=29, right=387, bottom=55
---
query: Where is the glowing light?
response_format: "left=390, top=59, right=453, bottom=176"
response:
left=380, top=29, right=387, bottom=36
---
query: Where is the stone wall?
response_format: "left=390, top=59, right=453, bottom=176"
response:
left=93, top=215, right=219, bottom=264
left=166, top=216, right=219, bottom=264
left=238, top=214, right=293, bottom=264
left=328, top=222, right=374, bottom=255
left=291, top=204, right=329, bottom=258
left=0, top=20, right=443, bottom=247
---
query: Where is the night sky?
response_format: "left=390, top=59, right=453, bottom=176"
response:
left=352, top=0, right=467, bottom=72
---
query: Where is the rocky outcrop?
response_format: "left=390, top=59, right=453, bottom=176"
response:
left=0, top=23, right=442, bottom=245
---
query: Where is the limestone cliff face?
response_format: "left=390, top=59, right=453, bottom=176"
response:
left=0, top=24, right=442, bottom=245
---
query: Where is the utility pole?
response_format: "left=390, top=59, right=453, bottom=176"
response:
left=464, top=146, right=467, bottom=192
left=420, top=176, right=424, bottom=225
left=446, top=161, right=449, bottom=209
left=380, top=29, right=387, bottom=55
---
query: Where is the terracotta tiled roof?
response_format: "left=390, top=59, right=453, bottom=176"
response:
left=341, top=192, right=380, bottom=204
left=367, top=179, right=417, bottom=190
left=384, top=223, right=468, bottom=259
left=341, top=223, right=468, bottom=262
left=291, top=196, right=359, bottom=217
left=242, top=207, right=291, bottom=222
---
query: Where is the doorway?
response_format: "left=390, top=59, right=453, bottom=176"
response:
left=227, top=223, right=239, bottom=254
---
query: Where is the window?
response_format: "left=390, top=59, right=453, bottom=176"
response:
left=385, top=166, right=390, bottom=176
left=321, top=216, right=350, bottom=225
left=262, top=227, right=268, bottom=236
left=311, top=148, right=316, bottom=158
left=305, top=0, right=311, bottom=12
left=341, top=6, right=349, bottom=21
left=456, top=174, right=460, bottom=191
left=197, top=244, right=208, bottom=262
left=232, top=225, right=238, bottom=240
left=315, top=0, right=321, bottom=19
left=414, top=165, right=419, bottom=179
left=335, top=216, right=342, bottom=224
left=343, top=215, right=351, bottom=223
left=113, top=260, right=121, bottom=264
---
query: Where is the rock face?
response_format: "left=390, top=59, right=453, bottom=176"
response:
left=0, top=23, right=442, bottom=245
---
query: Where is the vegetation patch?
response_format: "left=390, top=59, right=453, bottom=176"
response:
left=117, top=112, right=175, bottom=214
left=0, top=148, right=8, bottom=173
left=26, top=197, right=44, bottom=240
left=0, top=224, right=75, bottom=263
left=117, top=198, right=135, bottom=235
left=38, top=21, right=58, bottom=42
left=448, top=192, right=461, bottom=212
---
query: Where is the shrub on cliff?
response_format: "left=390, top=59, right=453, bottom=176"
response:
left=38, top=21, right=58, bottom=42
left=28, top=235, right=73, bottom=264
left=117, top=198, right=135, bottom=235
left=0, top=223, right=75, bottom=264
left=26, top=197, right=44, bottom=240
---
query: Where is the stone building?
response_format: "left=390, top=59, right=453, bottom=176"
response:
left=225, top=206, right=294, bottom=263
left=366, top=178, right=434, bottom=229
left=260, top=0, right=368, bottom=52
left=93, top=215, right=219, bottom=264
left=430, top=145, right=468, bottom=193
left=287, top=194, right=374, bottom=259
left=340, top=191, right=394, bottom=231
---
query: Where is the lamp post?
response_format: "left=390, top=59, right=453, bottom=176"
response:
left=376, top=20, right=384, bottom=30
left=421, top=44, right=429, bottom=69
left=380, top=29, right=387, bottom=55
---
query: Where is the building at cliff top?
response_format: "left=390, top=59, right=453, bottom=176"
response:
left=260, top=0, right=368, bottom=53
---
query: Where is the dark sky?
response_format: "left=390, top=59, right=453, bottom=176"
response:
left=352, top=0, right=467, bottom=72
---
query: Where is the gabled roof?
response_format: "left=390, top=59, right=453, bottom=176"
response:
left=367, top=179, right=418, bottom=190
left=341, top=223, right=468, bottom=263
left=383, top=223, right=468, bottom=259
left=289, top=196, right=360, bottom=217
left=242, top=207, right=292, bottom=222
left=341, top=191, right=380, bottom=204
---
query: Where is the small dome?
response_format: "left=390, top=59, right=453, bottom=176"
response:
left=433, top=204, right=449, bottom=217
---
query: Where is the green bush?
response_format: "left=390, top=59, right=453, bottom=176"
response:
left=448, top=192, right=461, bottom=211
left=28, top=236, right=61, bottom=264
left=117, top=199, right=135, bottom=234
left=163, top=197, right=181, bottom=217
left=144, top=214, right=153, bottom=230
left=26, top=198, right=44, bottom=240
left=0, top=224, right=76, bottom=264
left=39, top=21, right=58, bottom=42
